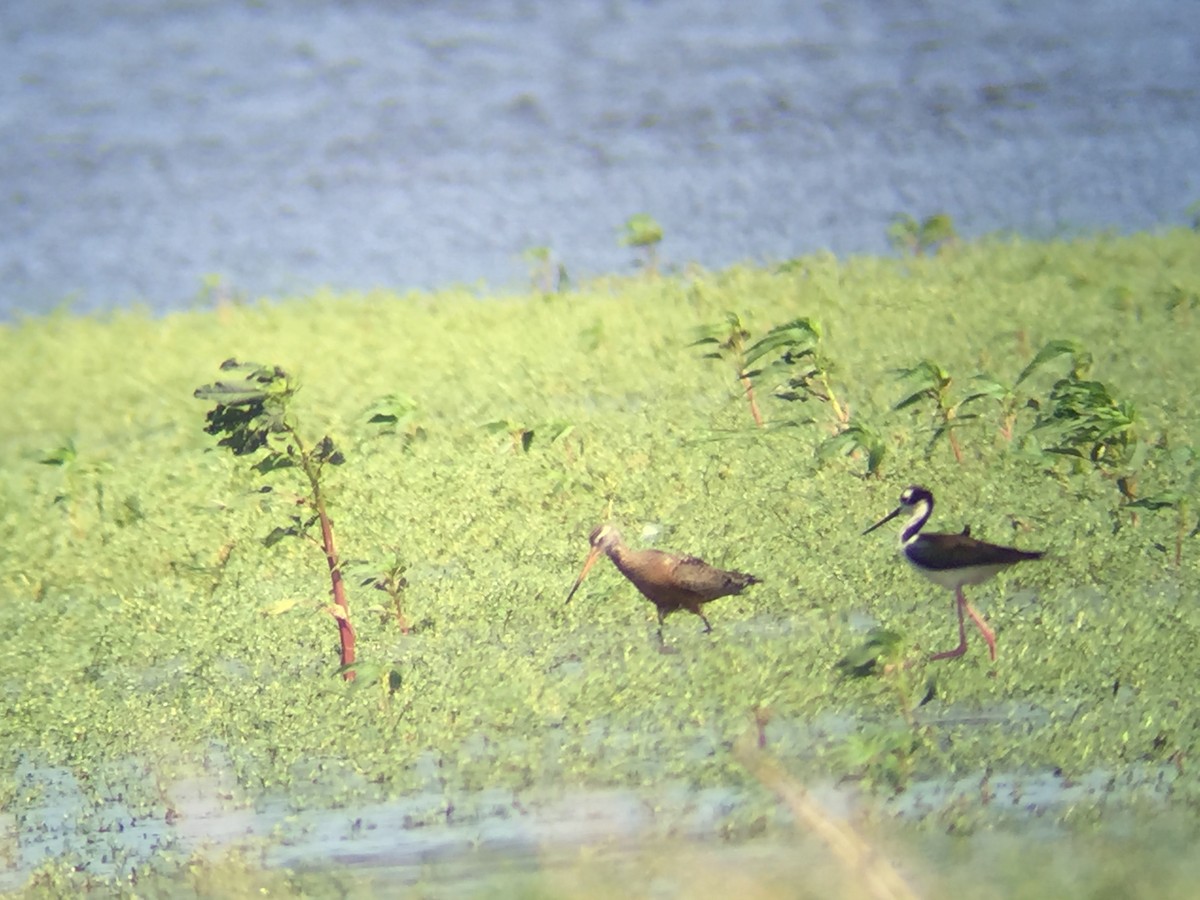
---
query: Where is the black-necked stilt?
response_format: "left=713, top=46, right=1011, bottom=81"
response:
left=863, top=486, right=1043, bottom=661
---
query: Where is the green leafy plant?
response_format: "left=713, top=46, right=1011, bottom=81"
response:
left=194, top=359, right=357, bottom=680
left=38, top=438, right=119, bottom=533
left=837, top=627, right=907, bottom=678
left=361, top=550, right=412, bottom=632
left=691, top=312, right=764, bottom=427
left=957, top=373, right=1024, bottom=442
left=892, top=359, right=968, bottom=463
left=365, top=393, right=426, bottom=449
left=743, top=317, right=849, bottom=427
left=836, top=628, right=936, bottom=792
left=1125, top=445, right=1199, bottom=566
left=817, top=422, right=888, bottom=478
left=1016, top=340, right=1140, bottom=474
left=482, top=418, right=575, bottom=453
left=522, top=246, right=569, bottom=293
left=887, top=212, right=959, bottom=256
left=619, top=213, right=664, bottom=275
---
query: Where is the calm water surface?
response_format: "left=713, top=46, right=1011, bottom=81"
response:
left=1, top=0, right=1198, bottom=317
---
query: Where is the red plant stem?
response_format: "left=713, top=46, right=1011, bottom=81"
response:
left=318, top=503, right=356, bottom=681
left=741, top=374, right=764, bottom=428
left=949, top=429, right=963, bottom=463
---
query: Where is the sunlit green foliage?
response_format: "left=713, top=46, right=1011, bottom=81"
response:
left=892, top=359, right=968, bottom=463
left=887, top=212, right=959, bottom=256
left=194, top=359, right=356, bottom=678
left=1, top=230, right=1199, bottom=892
left=744, top=317, right=848, bottom=427
left=619, top=213, right=665, bottom=275
left=691, top=312, right=764, bottom=427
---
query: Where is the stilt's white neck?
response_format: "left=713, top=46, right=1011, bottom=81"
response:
left=900, top=498, right=932, bottom=546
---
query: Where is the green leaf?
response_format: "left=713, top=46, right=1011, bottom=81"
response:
left=40, top=439, right=77, bottom=466
left=893, top=389, right=933, bottom=411
left=253, top=453, right=294, bottom=474
left=1127, top=492, right=1186, bottom=511
left=263, top=525, right=298, bottom=547
left=1015, top=339, right=1089, bottom=386
left=618, top=213, right=664, bottom=247
left=743, top=318, right=820, bottom=368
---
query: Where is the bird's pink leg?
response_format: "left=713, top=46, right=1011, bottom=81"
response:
left=963, top=596, right=997, bottom=660
left=930, top=588, right=969, bottom=660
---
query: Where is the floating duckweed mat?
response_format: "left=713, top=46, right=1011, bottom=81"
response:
left=1, top=231, right=1199, bottom=895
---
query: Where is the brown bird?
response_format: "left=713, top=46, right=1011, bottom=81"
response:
left=565, top=524, right=761, bottom=643
left=864, top=486, right=1044, bottom=661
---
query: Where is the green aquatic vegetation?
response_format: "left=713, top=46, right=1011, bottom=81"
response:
left=2, top=230, right=1200, bottom=892
left=363, top=392, right=425, bottom=448
left=522, top=245, right=569, bottom=293
left=692, top=311, right=765, bottom=428
left=481, top=417, right=575, bottom=453
left=194, top=359, right=357, bottom=680
left=1125, top=444, right=1200, bottom=566
left=1016, top=339, right=1140, bottom=475
left=892, top=359, right=968, bottom=463
left=817, top=421, right=888, bottom=478
left=887, top=212, right=959, bottom=256
left=619, top=212, right=664, bottom=275
left=836, top=628, right=938, bottom=793
left=360, top=549, right=412, bottom=632
left=743, top=317, right=849, bottom=428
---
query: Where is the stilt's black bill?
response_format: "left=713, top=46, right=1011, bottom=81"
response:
left=863, top=505, right=903, bottom=535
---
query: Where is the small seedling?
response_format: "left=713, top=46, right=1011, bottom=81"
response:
left=365, top=393, right=426, bottom=449
left=691, top=312, right=764, bottom=427
left=887, top=212, right=959, bottom=256
left=619, top=213, right=664, bottom=275
left=837, top=628, right=907, bottom=678
left=892, top=359, right=969, bottom=463
left=1125, top=446, right=1199, bottom=566
left=837, top=628, right=936, bottom=792
left=958, top=374, right=1023, bottom=441
left=194, top=359, right=357, bottom=680
left=38, top=438, right=113, bottom=533
left=482, top=418, right=574, bottom=454
left=1016, top=340, right=1139, bottom=474
left=522, top=246, right=568, bottom=293
left=194, top=273, right=243, bottom=312
left=817, top=422, right=888, bottom=478
left=743, top=317, right=849, bottom=427
left=362, top=550, right=411, bottom=632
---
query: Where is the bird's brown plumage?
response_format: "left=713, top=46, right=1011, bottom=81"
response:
left=566, top=524, right=760, bottom=639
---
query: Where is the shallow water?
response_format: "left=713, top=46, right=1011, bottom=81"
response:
left=0, top=718, right=1181, bottom=893
left=2, top=0, right=1198, bottom=317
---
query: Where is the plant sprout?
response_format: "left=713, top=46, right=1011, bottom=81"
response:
left=1017, top=340, right=1140, bottom=474
left=691, top=312, right=764, bottom=427
left=892, top=359, right=968, bottom=463
left=194, top=359, right=357, bottom=680
left=887, top=213, right=959, bottom=256
left=817, top=422, right=888, bottom=478
left=743, top=317, right=849, bottom=427
left=619, top=213, right=664, bottom=275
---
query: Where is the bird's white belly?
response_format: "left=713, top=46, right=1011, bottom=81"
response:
left=908, top=560, right=1011, bottom=591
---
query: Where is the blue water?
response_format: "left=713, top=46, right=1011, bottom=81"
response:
left=1, top=0, right=1197, bottom=318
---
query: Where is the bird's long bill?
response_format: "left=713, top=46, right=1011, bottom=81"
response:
left=565, top=546, right=603, bottom=604
left=863, top=505, right=903, bottom=536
